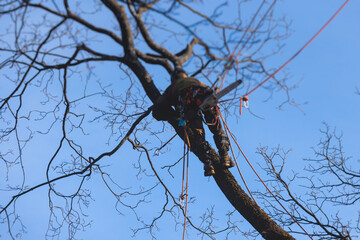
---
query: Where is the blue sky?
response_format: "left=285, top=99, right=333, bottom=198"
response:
left=1, top=1, right=359, bottom=239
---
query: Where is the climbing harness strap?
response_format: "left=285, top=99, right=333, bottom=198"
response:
left=178, top=86, right=214, bottom=126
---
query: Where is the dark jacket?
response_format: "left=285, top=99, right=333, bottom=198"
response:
left=152, top=77, right=209, bottom=121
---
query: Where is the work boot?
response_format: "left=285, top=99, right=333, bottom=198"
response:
left=204, top=162, right=215, bottom=176
left=220, top=153, right=235, bottom=168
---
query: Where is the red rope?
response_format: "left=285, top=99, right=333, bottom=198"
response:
left=236, top=0, right=277, bottom=58
left=218, top=0, right=275, bottom=92
left=243, top=0, right=349, bottom=100
left=180, top=2, right=349, bottom=239
left=223, top=3, right=350, bottom=237
left=222, top=118, right=314, bottom=239
left=239, top=96, right=249, bottom=115
left=219, top=111, right=257, bottom=203
left=232, top=0, right=266, bottom=56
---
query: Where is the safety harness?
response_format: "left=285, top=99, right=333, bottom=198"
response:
left=178, top=86, right=218, bottom=126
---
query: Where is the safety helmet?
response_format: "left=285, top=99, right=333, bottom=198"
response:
left=171, top=68, right=188, bottom=83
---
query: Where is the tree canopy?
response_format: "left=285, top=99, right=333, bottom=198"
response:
left=0, top=1, right=358, bottom=239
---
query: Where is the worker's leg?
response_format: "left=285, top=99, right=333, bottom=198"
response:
left=203, top=107, right=235, bottom=168
left=186, top=117, right=215, bottom=176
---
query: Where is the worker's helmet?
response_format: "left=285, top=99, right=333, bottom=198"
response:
left=171, top=68, right=188, bottom=83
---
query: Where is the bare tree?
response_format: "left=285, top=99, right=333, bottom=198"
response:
left=1, top=1, right=354, bottom=239
left=256, top=124, right=359, bottom=240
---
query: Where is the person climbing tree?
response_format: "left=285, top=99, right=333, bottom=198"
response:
left=152, top=68, right=235, bottom=176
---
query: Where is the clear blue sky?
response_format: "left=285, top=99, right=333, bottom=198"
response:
left=1, top=1, right=359, bottom=239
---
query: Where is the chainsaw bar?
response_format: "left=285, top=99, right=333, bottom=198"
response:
left=199, top=79, right=242, bottom=111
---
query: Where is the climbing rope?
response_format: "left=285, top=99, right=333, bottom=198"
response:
left=220, top=113, right=314, bottom=239
left=219, top=111, right=257, bottom=203
left=239, top=0, right=350, bottom=114
left=217, top=0, right=277, bottom=91
left=221, top=6, right=350, bottom=236
left=175, top=2, right=349, bottom=239
left=181, top=126, right=191, bottom=240
left=239, top=96, right=249, bottom=115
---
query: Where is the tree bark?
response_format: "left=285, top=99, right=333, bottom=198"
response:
left=213, top=168, right=294, bottom=240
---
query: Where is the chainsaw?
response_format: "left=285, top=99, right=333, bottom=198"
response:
left=199, top=79, right=242, bottom=111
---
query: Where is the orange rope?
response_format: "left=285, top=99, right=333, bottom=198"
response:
left=232, top=0, right=267, bottom=55
left=218, top=0, right=275, bottom=92
left=227, top=6, right=350, bottom=235
left=180, top=3, right=349, bottom=238
left=236, top=0, right=277, bottom=58
left=222, top=118, right=313, bottom=239
left=242, top=0, right=349, bottom=101
left=215, top=1, right=349, bottom=115
left=219, top=111, right=257, bottom=203
left=239, top=96, right=249, bottom=115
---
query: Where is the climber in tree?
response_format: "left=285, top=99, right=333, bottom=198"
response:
left=152, top=68, right=235, bottom=176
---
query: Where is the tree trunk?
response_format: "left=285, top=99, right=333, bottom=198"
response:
left=213, top=167, right=294, bottom=240
left=166, top=118, right=295, bottom=240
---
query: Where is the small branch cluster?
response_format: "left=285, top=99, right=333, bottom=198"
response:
left=256, top=124, right=359, bottom=239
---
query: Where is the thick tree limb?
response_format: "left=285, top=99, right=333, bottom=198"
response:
left=159, top=112, right=295, bottom=240
left=101, top=0, right=136, bottom=59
